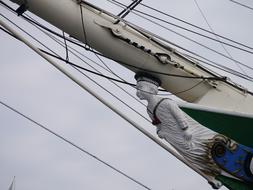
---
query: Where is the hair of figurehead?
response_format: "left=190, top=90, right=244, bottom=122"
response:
left=134, top=72, right=162, bottom=87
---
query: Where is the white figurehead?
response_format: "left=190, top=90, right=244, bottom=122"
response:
left=135, top=73, right=226, bottom=188
left=135, top=73, right=253, bottom=188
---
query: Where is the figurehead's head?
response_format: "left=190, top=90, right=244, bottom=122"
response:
left=135, top=72, right=161, bottom=100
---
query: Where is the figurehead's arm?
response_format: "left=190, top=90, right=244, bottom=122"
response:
left=167, top=100, right=189, bottom=130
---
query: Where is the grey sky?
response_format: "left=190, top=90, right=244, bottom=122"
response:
left=1, top=0, right=253, bottom=190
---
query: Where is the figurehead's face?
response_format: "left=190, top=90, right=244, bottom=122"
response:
left=136, top=81, right=158, bottom=100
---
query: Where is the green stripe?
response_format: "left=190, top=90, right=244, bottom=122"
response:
left=181, top=107, right=253, bottom=147
left=216, top=175, right=253, bottom=190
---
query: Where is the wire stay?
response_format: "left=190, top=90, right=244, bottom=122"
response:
left=0, top=100, right=152, bottom=190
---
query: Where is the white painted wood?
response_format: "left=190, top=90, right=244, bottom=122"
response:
left=9, top=0, right=253, bottom=114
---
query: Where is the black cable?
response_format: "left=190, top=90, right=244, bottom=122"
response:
left=0, top=100, right=152, bottom=190
left=0, top=13, right=61, bottom=58
left=0, top=12, right=208, bottom=99
left=0, top=25, right=17, bottom=38
left=1, top=15, right=252, bottom=101
left=0, top=1, right=243, bottom=81
left=128, top=0, right=253, bottom=52
left=0, top=11, right=152, bottom=122
left=92, top=51, right=148, bottom=106
left=0, top=22, right=166, bottom=96
left=106, top=1, right=253, bottom=85
left=119, top=0, right=142, bottom=19
left=117, top=0, right=138, bottom=17
left=70, top=61, right=152, bottom=123
left=0, top=15, right=166, bottom=100
left=193, top=0, right=248, bottom=76
left=229, top=0, right=253, bottom=11
left=79, top=3, right=145, bottom=100
left=79, top=3, right=88, bottom=47
left=39, top=26, right=151, bottom=105
left=174, top=80, right=204, bottom=96
left=183, top=53, right=252, bottom=81
left=1, top=14, right=204, bottom=101
left=1, top=0, right=252, bottom=82
left=62, top=31, right=69, bottom=62
left=39, top=49, right=135, bottom=85
left=117, top=0, right=253, bottom=55
left=3, top=0, right=253, bottom=97
left=39, top=48, right=229, bottom=97
left=108, top=0, right=253, bottom=73
left=78, top=5, right=165, bottom=104
left=72, top=33, right=253, bottom=82
left=16, top=16, right=173, bottom=99
left=42, top=48, right=225, bottom=81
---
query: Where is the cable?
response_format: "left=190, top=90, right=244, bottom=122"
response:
left=175, top=80, right=204, bottom=96
left=193, top=0, right=248, bottom=76
left=62, top=31, right=69, bottom=62
left=127, top=0, right=253, bottom=52
left=1, top=0, right=252, bottom=82
left=0, top=13, right=61, bottom=58
left=229, top=0, right=253, bottom=11
left=112, top=0, right=253, bottom=55
left=71, top=62, right=152, bottom=123
left=65, top=33, right=253, bottom=82
left=106, top=0, right=253, bottom=84
left=0, top=21, right=164, bottom=96
left=2, top=0, right=253, bottom=97
left=108, top=0, right=253, bottom=74
left=92, top=52, right=148, bottom=106
left=0, top=100, right=151, bottom=190
left=0, top=25, right=17, bottom=38
left=117, top=0, right=142, bottom=19
left=0, top=1, right=243, bottom=81
left=77, top=5, right=164, bottom=103
left=0, top=12, right=152, bottom=123
left=0, top=14, right=152, bottom=122
left=0, top=21, right=169, bottom=100
left=2, top=15, right=216, bottom=184
left=182, top=53, right=252, bottom=81
left=79, top=3, right=89, bottom=47
left=77, top=3, right=150, bottom=108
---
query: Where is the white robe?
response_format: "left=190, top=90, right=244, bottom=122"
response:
left=147, top=98, right=221, bottom=176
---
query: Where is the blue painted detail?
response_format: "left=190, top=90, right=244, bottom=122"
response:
left=212, top=143, right=253, bottom=183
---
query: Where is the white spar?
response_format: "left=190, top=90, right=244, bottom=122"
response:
left=8, top=0, right=253, bottom=114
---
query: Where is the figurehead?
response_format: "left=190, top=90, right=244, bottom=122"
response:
left=135, top=72, right=161, bottom=100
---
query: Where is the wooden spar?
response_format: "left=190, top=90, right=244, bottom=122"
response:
left=8, top=0, right=253, bottom=114
left=0, top=16, right=220, bottom=187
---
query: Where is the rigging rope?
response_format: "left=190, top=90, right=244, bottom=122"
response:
left=1, top=0, right=253, bottom=97
left=1, top=0, right=252, bottom=82
left=1, top=16, right=205, bottom=98
left=2, top=0, right=253, bottom=101
left=0, top=13, right=152, bottom=123
left=117, top=0, right=142, bottom=19
left=193, top=0, right=248, bottom=77
left=62, top=31, right=69, bottom=62
left=0, top=100, right=152, bottom=190
left=1, top=16, right=218, bottom=185
left=76, top=2, right=151, bottom=106
left=128, top=0, right=253, bottom=52
left=109, top=0, right=253, bottom=56
left=229, top=0, right=253, bottom=11
left=107, top=0, right=253, bottom=74
left=1, top=1, right=249, bottom=83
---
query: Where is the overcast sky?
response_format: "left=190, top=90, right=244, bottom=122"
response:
left=1, top=0, right=253, bottom=190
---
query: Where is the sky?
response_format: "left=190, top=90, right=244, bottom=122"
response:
left=1, top=0, right=253, bottom=190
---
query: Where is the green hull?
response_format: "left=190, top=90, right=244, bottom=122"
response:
left=216, top=175, right=253, bottom=190
left=180, top=105, right=253, bottom=190
left=181, top=106, right=253, bottom=147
